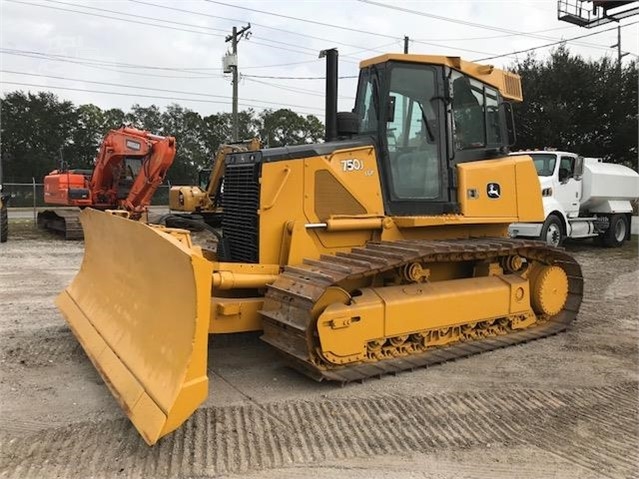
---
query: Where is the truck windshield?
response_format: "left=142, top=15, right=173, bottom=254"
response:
left=530, top=153, right=557, bottom=177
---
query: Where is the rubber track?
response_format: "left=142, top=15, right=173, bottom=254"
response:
left=37, top=210, right=83, bottom=240
left=261, top=238, right=584, bottom=382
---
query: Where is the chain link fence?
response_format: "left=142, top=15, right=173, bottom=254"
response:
left=4, top=182, right=171, bottom=208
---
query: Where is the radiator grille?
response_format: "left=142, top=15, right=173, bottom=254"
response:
left=221, top=160, right=260, bottom=263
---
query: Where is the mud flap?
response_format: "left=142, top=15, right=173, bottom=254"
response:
left=56, top=209, right=213, bottom=445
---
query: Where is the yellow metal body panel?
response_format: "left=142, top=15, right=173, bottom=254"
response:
left=210, top=297, right=264, bottom=333
left=258, top=148, right=543, bottom=267
left=458, top=155, right=543, bottom=222
left=56, top=209, right=213, bottom=445
left=259, top=145, right=384, bottom=264
left=317, top=274, right=532, bottom=362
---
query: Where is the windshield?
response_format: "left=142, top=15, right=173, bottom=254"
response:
left=530, top=154, right=557, bottom=177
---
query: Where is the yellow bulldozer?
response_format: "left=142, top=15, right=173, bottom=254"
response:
left=56, top=49, right=583, bottom=445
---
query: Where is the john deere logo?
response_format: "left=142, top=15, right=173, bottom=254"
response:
left=487, top=183, right=501, bottom=199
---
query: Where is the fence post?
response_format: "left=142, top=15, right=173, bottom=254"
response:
left=32, top=177, right=37, bottom=224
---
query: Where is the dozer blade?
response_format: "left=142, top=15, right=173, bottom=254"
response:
left=56, top=209, right=213, bottom=445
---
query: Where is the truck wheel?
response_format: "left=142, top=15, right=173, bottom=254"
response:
left=601, top=214, right=628, bottom=248
left=0, top=202, right=8, bottom=243
left=540, top=215, right=563, bottom=247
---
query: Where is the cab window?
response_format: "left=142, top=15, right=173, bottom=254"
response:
left=559, top=156, right=575, bottom=182
left=385, top=64, right=440, bottom=199
left=451, top=71, right=504, bottom=150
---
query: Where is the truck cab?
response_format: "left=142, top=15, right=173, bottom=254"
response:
left=509, top=150, right=638, bottom=247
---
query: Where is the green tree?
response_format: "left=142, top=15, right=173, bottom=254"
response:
left=512, top=46, right=638, bottom=169
left=67, top=103, right=105, bottom=168
left=160, top=103, right=206, bottom=184
left=127, top=104, right=163, bottom=134
left=200, top=109, right=260, bottom=157
left=259, top=109, right=324, bottom=147
left=0, top=91, right=76, bottom=181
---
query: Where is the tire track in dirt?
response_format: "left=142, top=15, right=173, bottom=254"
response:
left=0, top=326, right=84, bottom=367
left=1, top=383, right=636, bottom=479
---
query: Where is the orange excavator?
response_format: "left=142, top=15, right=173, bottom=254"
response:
left=38, top=126, right=176, bottom=239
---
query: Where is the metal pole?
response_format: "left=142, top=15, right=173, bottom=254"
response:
left=32, top=177, right=36, bottom=223
left=231, top=26, right=238, bottom=141
left=404, top=36, right=409, bottom=54
left=226, top=24, right=251, bottom=142
left=611, top=25, right=628, bottom=72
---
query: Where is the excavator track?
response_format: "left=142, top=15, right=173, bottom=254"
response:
left=261, top=238, right=583, bottom=383
left=37, top=209, right=83, bottom=240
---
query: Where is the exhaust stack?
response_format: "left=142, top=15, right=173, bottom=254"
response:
left=320, top=48, right=338, bottom=143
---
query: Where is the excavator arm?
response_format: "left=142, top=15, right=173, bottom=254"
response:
left=205, top=138, right=262, bottom=207
left=90, top=127, right=176, bottom=217
left=122, top=133, right=176, bottom=217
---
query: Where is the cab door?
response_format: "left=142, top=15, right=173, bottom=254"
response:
left=553, top=155, right=581, bottom=218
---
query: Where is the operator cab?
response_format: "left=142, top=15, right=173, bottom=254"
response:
left=353, top=54, right=519, bottom=215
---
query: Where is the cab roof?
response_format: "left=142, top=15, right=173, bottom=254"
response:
left=359, top=53, right=523, bottom=102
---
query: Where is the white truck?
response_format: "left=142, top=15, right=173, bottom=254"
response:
left=509, top=150, right=639, bottom=247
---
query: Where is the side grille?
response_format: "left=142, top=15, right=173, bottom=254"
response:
left=502, top=72, right=523, bottom=102
left=221, top=159, right=260, bottom=263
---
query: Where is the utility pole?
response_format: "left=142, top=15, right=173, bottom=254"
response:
left=404, top=36, right=409, bottom=54
left=611, top=25, right=628, bottom=72
left=224, top=24, right=251, bottom=141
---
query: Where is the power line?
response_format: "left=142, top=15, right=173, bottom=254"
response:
left=243, top=74, right=358, bottom=80
left=203, top=0, right=405, bottom=41
left=0, top=50, right=223, bottom=79
left=413, top=26, right=576, bottom=42
left=359, top=0, right=634, bottom=54
left=0, top=47, right=327, bottom=74
left=129, top=0, right=393, bottom=57
left=0, top=48, right=218, bottom=74
left=40, top=0, right=358, bottom=64
left=0, top=70, right=324, bottom=111
left=6, top=0, right=227, bottom=38
left=42, top=0, right=229, bottom=33
left=474, top=21, right=639, bottom=61
left=0, top=81, right=326, bottom=116
left=203, top=0, right=507, bottom=58
left=6, top=0, right=357, bottom=63
left=1, top=53, right=219, bottom=79
left=243, top=76, right=356, bottom=100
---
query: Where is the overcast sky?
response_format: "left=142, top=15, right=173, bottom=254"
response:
left=1, top=0, right=637, bottom=119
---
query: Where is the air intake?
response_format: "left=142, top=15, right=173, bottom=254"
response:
left=220, top=155, right=260, bottom=263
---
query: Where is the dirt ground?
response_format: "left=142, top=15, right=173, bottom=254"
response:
left=1, top=220, right=637, bottom=479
